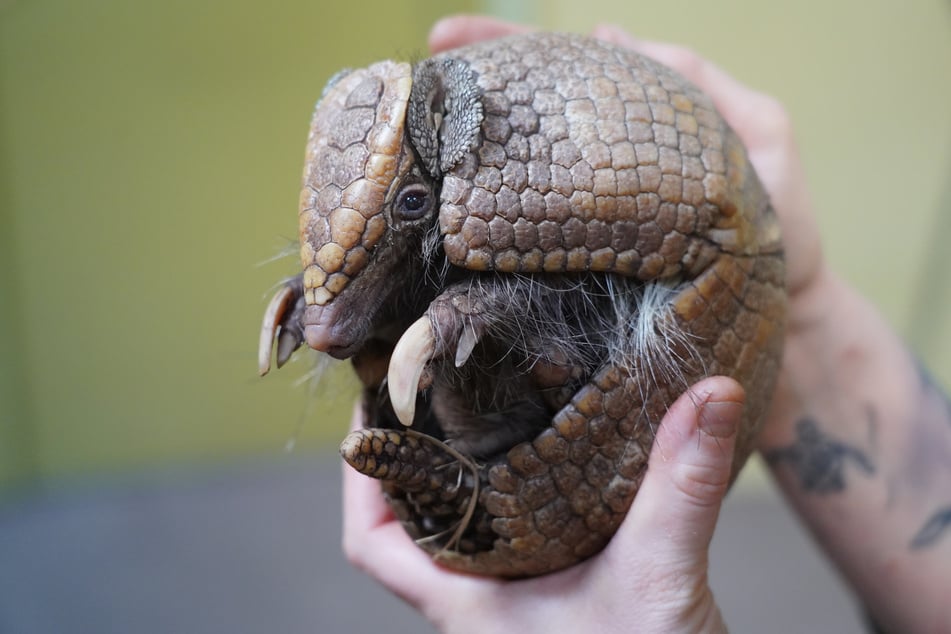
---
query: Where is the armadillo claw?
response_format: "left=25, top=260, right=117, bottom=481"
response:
left=454, top=322, right=480, bottom=368
left=387, top=316, right=437, bottom=427
left=258, top=277, right=305, bottom=376
left=275, top=328, right=301, bottom=369
left=387, top=308, right=491, bottom=425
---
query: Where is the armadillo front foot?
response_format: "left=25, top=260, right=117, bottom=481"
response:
left=387, top=294, right=494, bottom=426
left=258, top=276, right=306, bottom=375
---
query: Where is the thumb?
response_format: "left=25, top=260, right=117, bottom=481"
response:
left=621, top=376, right=745, bottom=566
left=428, top=15, right=531, bottom=53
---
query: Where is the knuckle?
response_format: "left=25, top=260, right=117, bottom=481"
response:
left=672, top=462, right=730, bottom=509
left=665, top=46, right=708, bottom=80
left=341, top=532, right=368, bottom=569
left=756, top=94, right=788, bottom=121
left=635, top=41, right=710, bottom=86
left=749, top=94, right=795, bottom=143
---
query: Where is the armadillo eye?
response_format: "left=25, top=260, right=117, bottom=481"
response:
left=395, top=184, right=434, bottom=221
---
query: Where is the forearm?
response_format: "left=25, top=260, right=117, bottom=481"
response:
left=758, top=268, right=951, bottom=632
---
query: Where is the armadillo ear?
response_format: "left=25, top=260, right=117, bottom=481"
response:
left=319, top=68, right=353, bottom=100
left=408, top=58, right=483, bottom=178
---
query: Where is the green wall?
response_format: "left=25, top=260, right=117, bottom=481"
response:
left=2, top=0, right=949, bottom=494
left=0, top=0, right=472, bottom=493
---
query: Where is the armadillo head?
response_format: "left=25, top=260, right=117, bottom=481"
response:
left=299, top=62, right=412, bottom=309
left=297, top=57, right=483, bottom=359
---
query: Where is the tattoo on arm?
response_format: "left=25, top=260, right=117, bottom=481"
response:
left=764, top=417, right=875, bottom=493
left=909, top=358, right=951, bottom=549
left=914, top=357, right=951, bottom=425
left=911, top=506, right=951, bottom=549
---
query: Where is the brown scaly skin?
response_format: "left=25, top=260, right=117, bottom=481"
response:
left=259, top=32, right=786, bottom=577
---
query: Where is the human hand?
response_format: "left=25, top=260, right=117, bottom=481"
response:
left=343, top=376, right=745, bottom=634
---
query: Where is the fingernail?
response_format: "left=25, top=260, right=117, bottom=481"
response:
left=698, top=398, right=743, bottom=438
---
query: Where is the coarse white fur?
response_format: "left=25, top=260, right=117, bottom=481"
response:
left=427, top=271, right=705, bottom=452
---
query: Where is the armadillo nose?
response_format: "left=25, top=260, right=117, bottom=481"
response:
left=302, top=304, right=355, bottom=359
left=303, top=323, right=333, bottom=352
left=304, top=323, right=353, bottom=359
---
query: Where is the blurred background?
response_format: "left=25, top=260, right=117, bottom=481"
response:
left=1, top=0, right=948, bottom=631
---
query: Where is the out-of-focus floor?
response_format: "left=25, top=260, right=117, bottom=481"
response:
left=0, top=454, right=868, bottom=633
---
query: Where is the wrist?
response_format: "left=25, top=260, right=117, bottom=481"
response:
left=756, top=265, right=907, bottom=448
left=751, top=265, right=951, bottom=634
left=783, top=262, right=844, bottom=345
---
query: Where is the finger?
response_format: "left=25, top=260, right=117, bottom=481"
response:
left=592, top=24, right=788, bottom=146
left=620, top=376, right=745, bottom=566
left=633, top=41, right=769, bottom=124
left=342, top=473, right=441, bottom=608
left=341, top=403, right=393, bottom=534
left=629, top=37, right=817, bottom=292
left=590, top=23, right=640, bottom=49
left=592, top=24, right=755, bottom=105
left=428, top=14, right=532, bottom=53
left=628, top=41, right=820, bottom=295
left=591, top=24, right=821, bottom=295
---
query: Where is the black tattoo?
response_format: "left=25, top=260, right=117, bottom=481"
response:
left=907, top=357, right=951, bottom=550
left=765, top=417, right=875, bottom=493
left=911, top=506, right=951, bottom=549
left=914, top=357, right=951, bottom=425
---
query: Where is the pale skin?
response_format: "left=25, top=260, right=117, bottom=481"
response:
left=342, top=15, right=951, bottom=634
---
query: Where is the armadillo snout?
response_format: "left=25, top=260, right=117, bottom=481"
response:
left=301, top=304, right=358, bottom=359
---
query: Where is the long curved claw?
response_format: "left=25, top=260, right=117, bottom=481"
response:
left=455, top=322, right=480, bottom=368
left=259, top=283, right=300, bottom=376
left=275, top=328, right=302, bottom=369
left=387, top=316, right=436, bottom=427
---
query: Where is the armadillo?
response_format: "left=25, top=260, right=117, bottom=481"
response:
left=259, top=32, right=786, bottom=578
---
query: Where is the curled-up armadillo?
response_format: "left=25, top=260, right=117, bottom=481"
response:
left=259, top=32, right=786, bottom=578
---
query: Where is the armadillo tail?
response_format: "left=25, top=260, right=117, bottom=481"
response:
left=340, top=428, right=482, bottom=551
